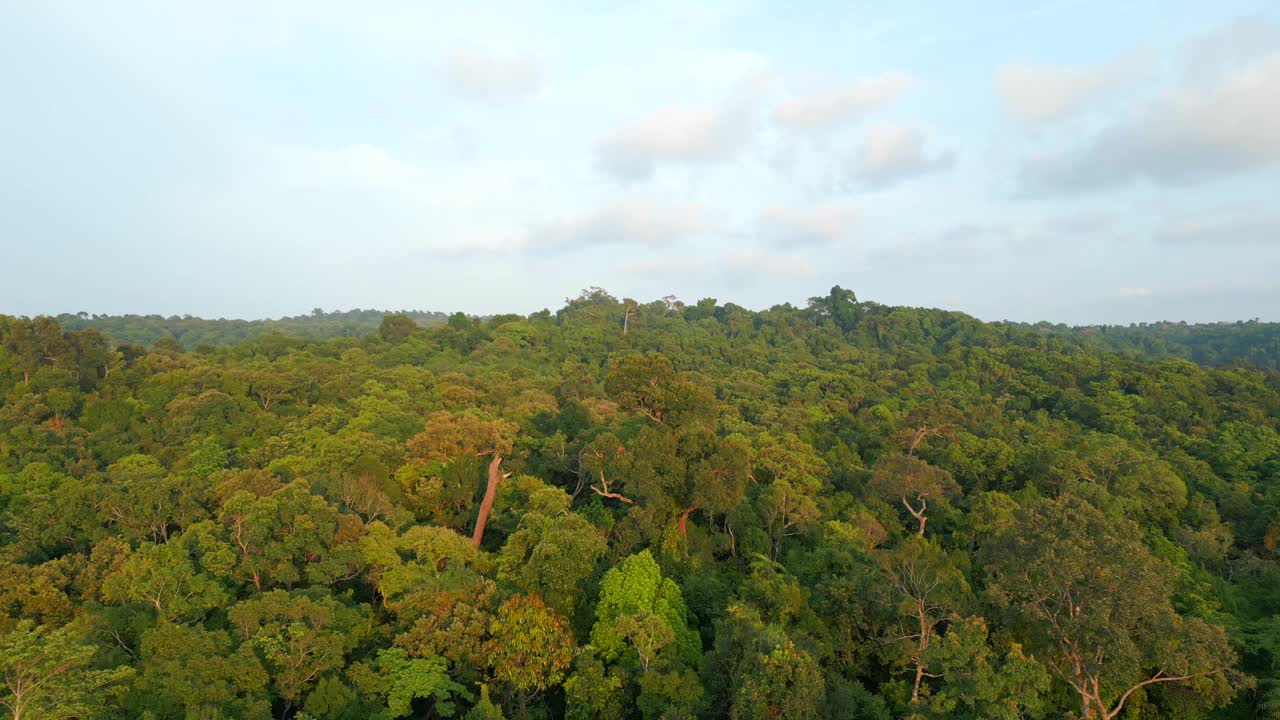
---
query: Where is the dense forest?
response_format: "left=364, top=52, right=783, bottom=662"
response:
left=54, top=308, right=1280, bottom=371
left=1026, top=321, right=1280, bottom=371
left=1, top=287, right=1278, bottom=720
left=54, top=309, right=450, bottom=349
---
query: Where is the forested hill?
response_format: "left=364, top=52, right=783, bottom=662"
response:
left=44, top=305, right=1280, bottom=371
left=1, top=286, right=1279, bottom=719
left=53, top=308, right=450, bottom=348
left=1027, top=319, right=1280, bottom=370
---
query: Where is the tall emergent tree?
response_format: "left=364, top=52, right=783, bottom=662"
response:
left=984, top=493, right=1240, bottom=719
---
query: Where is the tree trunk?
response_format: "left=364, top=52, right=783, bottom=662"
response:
left=910, top=603, right=932, bottom=704
left=591, top=485, right=635, bottom=504
left=902, top=495, right=928, bottom=536
left=678, top=504, right=699, bottom=537
left=471, top=455, right=507, bottom=548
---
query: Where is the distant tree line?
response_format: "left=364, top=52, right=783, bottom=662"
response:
left=1022, top=319, right=1280, bottom=370
left=52, top=308, right=450, bottom=349
left=38, top=305, right=1280, bottom=372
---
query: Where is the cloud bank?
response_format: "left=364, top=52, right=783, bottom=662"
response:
left=440, top=48, right=544, bottom=101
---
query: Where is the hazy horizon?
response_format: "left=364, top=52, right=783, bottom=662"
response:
left=11, top=286, right=1276, bottom=328
left=4, top=2, right=1278, bottom=325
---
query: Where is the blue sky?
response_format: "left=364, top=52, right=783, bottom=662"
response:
left=2, top=1, right=1278, bottom=323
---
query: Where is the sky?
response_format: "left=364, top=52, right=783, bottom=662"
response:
left=2, top=1, right=1278, bottom=324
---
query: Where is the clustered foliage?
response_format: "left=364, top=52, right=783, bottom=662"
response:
left=1029, top=319, right=1280, bottom=370
left=55, top=308, right=448, bottom=349
left=0, top=286, right=1278, bottom=720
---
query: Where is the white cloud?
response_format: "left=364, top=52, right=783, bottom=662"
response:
left=758, top=204, right=859, bottom=247
left=265, top=144, right=428, bottom=192
left=996, top=54, right=1149, bottom=124
left=773, top=71, right=915, bottom=131
left=594, top=105, right=752, bottom=181
left=870, top=213, right=1116, bottom=267
left=631, top=256, right=710, bottom=276
left=1043, top=211, right=1112, bottom=235
left=1184, top=15, right=1280, bottom=80
left=849, top=126, right=955, bottom=188
left=190, top=142, right=524, bottom=262
left=871, top=223, right=1009, bottom=265
left=590, top=61, right=773, bottom=182
left=1115, top=287, right=1153, bottom=298
left=724, top=250, right=815, bottom=280
left=632, top=249, right=815, bottom=282
left=524, top=201, right=709, bottom=253
left=1153, top=208, right=1280, bottom=245
left=439, top=48, right=544, bottom=102
left=1019, top=21, right=1280, bottom=192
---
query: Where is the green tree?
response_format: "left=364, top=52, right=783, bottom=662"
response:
left=379, top=314, right=418, bottom=344
left=464, top=685, right=508, bottom=720
left=229, top=589, right=370, bottom=713
left=406, top=411, right=518, bottom=547
left=918, top=615, right=1050, bottom=720
left=677, top=430, right=752, bottom=538
left=985, top=493, right=1240, bottom=719
left=133, top=623, right=270, bottom=719
left=0, top=462, right=97, bottom=559
left=485, top=595, right=575, bottom=717
left=496, top=492, right=606, bottom=617
left=604, top=353, right=714, bottom=427
left=755, top=432, right=826, bottom=558
left=877, top=536, right=969, bottom=707
left=730, top=637, right=824, bottom=720
left=807, top=285, right=862, bottom=333
left=865, top=453, right=958, bottom=537
left=564, top=650, right=626, bottom=720
left=360, top=521, right=492, bottom=610
left=101, top=538, right=229, bottom=623
left=0, top=620, right=133, bottom=720
left=1, top=317, right=68, bottom=385
left=590, top=551, right=700, bottom=672
left=101, top=453, right=206, bottom=544
left=211, top=480, right=360, bottom=591
left=580, top=431, right=633, bottom=505
left=348, top=648, right=469, bottom=718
